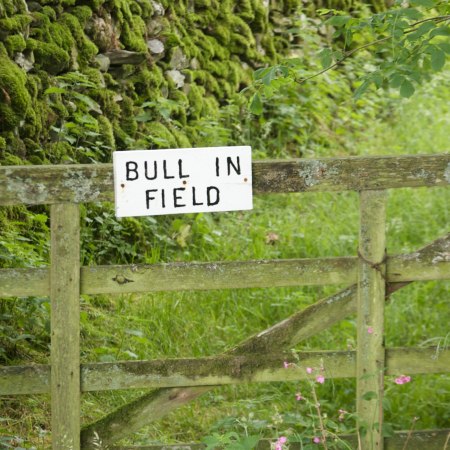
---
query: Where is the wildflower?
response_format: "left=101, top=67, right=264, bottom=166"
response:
left=295, top=392, right=304, bottom=401
left=275, top=436, right=287, bottom=450
left=283, top=361, right=290, bottom=369
left=316, top=375, right=325, bottom=384
left=367, top=326, right=374, bottom=334
left=306, top=367, right=313, bottom=374
left=394, top=375, right=411, bottom=385
left=338, top=409, right=348, bottom=421
left=313, top=436, right=321, bottom=444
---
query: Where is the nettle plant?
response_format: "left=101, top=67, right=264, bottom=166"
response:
left=247, top=0, right=449, bottom=114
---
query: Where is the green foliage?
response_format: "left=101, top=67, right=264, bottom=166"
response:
left=202, top=432, right=259, bottom=450
left=0, top=49, right=32, bottom=132
left=247, top=0, right=450, bottom=113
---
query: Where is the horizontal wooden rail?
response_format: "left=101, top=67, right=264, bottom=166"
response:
left=0, top=154, right=448, bottom=205
left=1, top=347, right=448, bottom=396
left=0, top=248, right=448, bottom=298
left=109, top=429, right=450, bottom=450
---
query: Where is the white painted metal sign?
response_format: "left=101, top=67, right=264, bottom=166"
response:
left=113, top=146, right=253, bottom=217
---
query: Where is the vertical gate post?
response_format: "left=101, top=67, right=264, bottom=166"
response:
left=357, top=190, right=387, bottom=450
left=50, top=203, right=81, bottom=450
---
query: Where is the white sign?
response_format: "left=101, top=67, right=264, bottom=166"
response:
left=113, top=146, right=253, bottom=217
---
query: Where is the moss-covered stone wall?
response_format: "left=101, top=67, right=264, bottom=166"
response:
left=0, top=0, right=309, bottom=165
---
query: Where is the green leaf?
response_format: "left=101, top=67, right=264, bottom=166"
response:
left=389, top=74, right=405, bottom=88
left=362, top=391, right=378, bottom=401
left=71, top=92, right=102, bottom=114
left=253, top=67, right=270, bottom=81
left=353, top=80, right=371, bottom=99
left=400, top=79, right=415, bottom=97
left=430, top=26, right=450, bottom=38
left=249, top=92, right=263, bottom=115
left=135, top=111, right=153, bottom=122
left=325, top=15, right=351, bottom=27
left=406, top=21, right=436, bottom=41
left=410, top=0, right=436, bottom=6
left=262, top=67, right=277, bottom=86
left=319, top=48, right=333, bottom=68
left=429, top=47, right=446, bottom=71
left=438, top=42, right=450, bottom=54
left=399, top=8, right=423, bottom=20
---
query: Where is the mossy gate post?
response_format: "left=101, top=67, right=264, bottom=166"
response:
left=0, top=154, right=449, bottom=450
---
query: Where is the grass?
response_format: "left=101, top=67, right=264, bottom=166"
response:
left=1, top=75, right=449, bottom=448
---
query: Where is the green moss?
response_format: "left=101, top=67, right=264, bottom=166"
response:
left=112, top=120, right=131, bottom=149
left=0, top=0, right=28, bottom=18
left=0, top=14, right=32, bottom=33
left=186, top=83, right=205, bottom=119
left=236, top=0, right=255, bottom=22
left=93, top=88, right=121, bottom=121
left=133, top=0, right=154, bottom=18
left=71, top=6, right=93, bottom=26
left=42, top=6, right=57, bottom=20
left=97, top=115, right=116, bottom=150
left=170, top=90, right=188, bottom=125
left=27, top=39, right=70, bottom=74
left=119, top=95, right=138, bottom=136
left=112, top=0, right=133, bottom=23
left=202, top=95, right=219, bottom=118
left=45, top=141, right=75, bottom=163
left=1, top=152, right=24, bottom=165
left=171, top=127, right=192, bottom=148
left=0, top=54, right=32, bottom=132
left=121, top=15, right=147, bottom=52
left=131, top=66, right=166, bottom=99
left=4, top=34, right=26, bottom=55
left=146, top=122, right=178, bottom=148
left=213, top=24, right=231, bottom=45
left=61, top=13, right=98, bottom=66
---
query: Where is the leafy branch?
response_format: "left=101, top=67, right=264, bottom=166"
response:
left=296, top=14, right=450, bottom=85
left=247, top=2, right=450, bottom=114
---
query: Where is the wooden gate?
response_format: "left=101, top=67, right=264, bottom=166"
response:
left=0, top=154, right=449, bottom=450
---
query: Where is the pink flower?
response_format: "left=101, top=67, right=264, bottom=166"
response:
left=306, top=367, right=313, bottom=374
left=313, top=436, right=321, bottom=443
left=296, top=392, right=304, bottom=401
left=338, top=409, right=347, bottom=421
left=395, top=375, right=411, bottom=385
left=283, top=361, right=290, bottom=369
left=275, top=436, right=287, bottom=450
left=367, top=326, right=374, bottom=334
left=316, top=375, right=325, bottom=384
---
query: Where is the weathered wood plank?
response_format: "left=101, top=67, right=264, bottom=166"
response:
left=0, top=267, right=49, bottom=297
left=1, top=347, right=447, bottom=395
left=357, top=190, right=387, bottom=450
left=0, top=154, right=448, bottom=205
left=50, top=204, right=81, bottom=450
left=82, top=257, right=356, bottom=294
left=0, top=231, right=448, bottom=297
left=107, top=429, right=450, bottom=450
